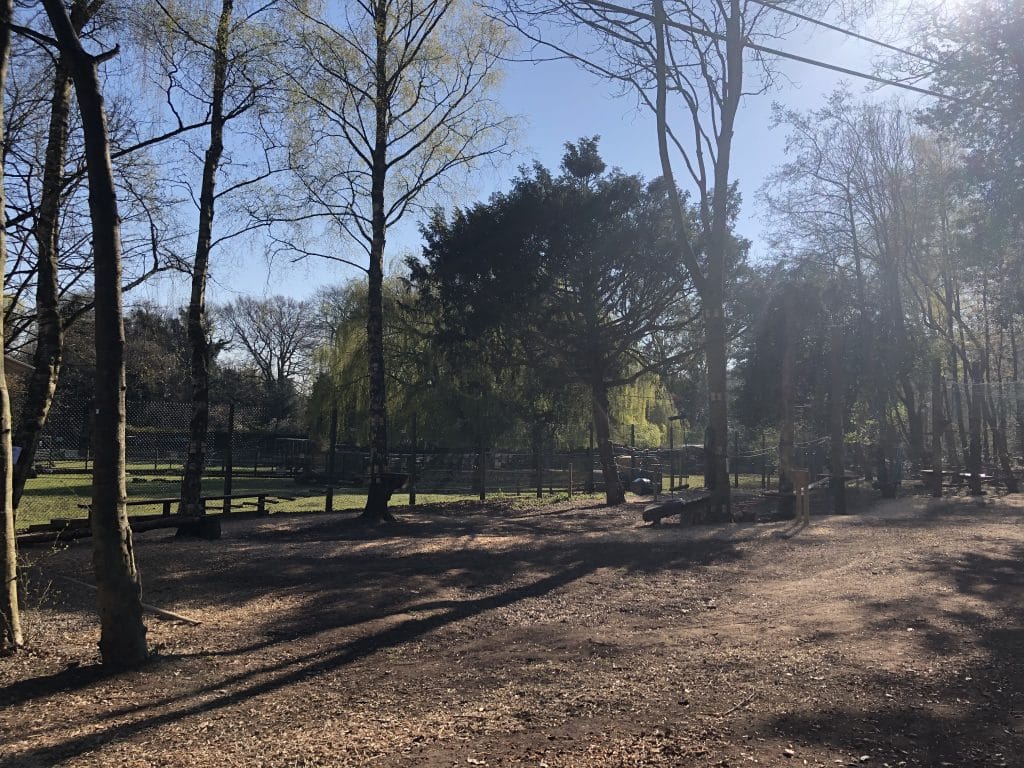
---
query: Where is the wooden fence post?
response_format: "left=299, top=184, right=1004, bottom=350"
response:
left=326, top=405, right=338, bottom=513
left=223, top=401, right=234, bottom=514
left=409, top=412, right=417, bottom=507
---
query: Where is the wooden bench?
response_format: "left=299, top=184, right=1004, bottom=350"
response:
left=76, top=493, right=273, bottom=517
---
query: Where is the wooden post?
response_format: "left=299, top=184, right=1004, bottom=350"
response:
left=669, top=423, right=675, bottom=492
left=408, top=412, right=417, bottom=507
left=257, top=494, right=266, bottom=515
left=568, top=459, right=573, bottom=497
left=223, top=401, right=234, bottom=514
left=931, top=361, right=945, bottom=498
left=732, top=430, right=739, bottom=488
left=479, top=436, right=486, bottom=502
left=326, top=405, right=338, bottom=513
left=162, top=500, right=171, bottom=517
left=761, top=432, right=767, bottom=490
left=586, top=422, right=595, bottom=493
left=630, top=424, right=636, bottom=482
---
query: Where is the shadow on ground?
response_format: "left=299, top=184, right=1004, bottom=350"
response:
left=765, top=538, right=1024, bottom=766
left=2, top=502, right=744, bottom=765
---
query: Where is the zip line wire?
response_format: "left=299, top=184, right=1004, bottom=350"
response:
left=579, top=0, right=974, bottom=106
left=747, top=0, right=941, bottom=68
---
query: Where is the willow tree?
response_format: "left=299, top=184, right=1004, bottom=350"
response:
left=42, top=0, right=148, bottom=666
left=285, top=0, right=514, bottom=521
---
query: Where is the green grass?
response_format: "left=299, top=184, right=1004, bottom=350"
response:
left=13, top=470, right=579, bottom=530
left=16, top=469, right=777, bottom=531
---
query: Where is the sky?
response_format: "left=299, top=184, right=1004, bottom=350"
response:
left=135, top=4, right=925, bottom=310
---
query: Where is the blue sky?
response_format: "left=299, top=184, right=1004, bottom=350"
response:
left=135, top=7, right=920, bottom=309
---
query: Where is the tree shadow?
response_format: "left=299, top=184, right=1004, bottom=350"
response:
left=2, top=506, right=743, bottom=763
left=763, top=541, right=1024, bottom=764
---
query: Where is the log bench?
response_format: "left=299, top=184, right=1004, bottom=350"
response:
left=642, top=493, right=712, bottom=525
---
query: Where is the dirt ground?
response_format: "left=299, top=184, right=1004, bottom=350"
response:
left=1, top=491, right=1022, bottom=767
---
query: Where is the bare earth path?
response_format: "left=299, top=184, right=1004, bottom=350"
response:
left=1, top=493, right=1022, bottom=767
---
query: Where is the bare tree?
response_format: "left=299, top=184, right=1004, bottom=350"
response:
left=280, top=0, right=514, bottom=521
left=216, top=295, right=322, bottom=390
left=0, top=0, right=22, bottom=654
left=132, top=0, right=287, bottom=517
left=5, top=2, right=187, bottom=512
left=42, top=0, right=148, bottom=666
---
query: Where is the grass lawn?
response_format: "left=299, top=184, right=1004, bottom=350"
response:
left=14, top=468, right=600, bottom=530
left=16, top=467, right=782, bottom=530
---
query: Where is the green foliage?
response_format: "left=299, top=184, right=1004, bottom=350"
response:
left=411, top=138, right=697, bottom=398
left=923, top=0, right=1024, bottom=219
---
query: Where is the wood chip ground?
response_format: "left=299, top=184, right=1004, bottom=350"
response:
left=1, top=493, right=1022, bottom=767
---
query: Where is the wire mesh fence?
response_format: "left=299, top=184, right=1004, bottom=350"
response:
left=18, top=381, right=1024, bottom=530
left=11, top=396, right=844, bottom=530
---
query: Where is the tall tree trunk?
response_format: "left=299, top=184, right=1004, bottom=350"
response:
left=0, top=0, right=22, bottom=654
left=846, top=188, right=892, bottom=496
left=592, top=378, right=624, bottom=505
left=902, top=383, right=925, bottom=472
left=701, top=0, right=742, bottom=521
left=179, top=0, right=233, bottom=519
left=651, top=0, right=737, bottom=520
left=11, top=1, right=92, bottom=510
left=1010, top=319, right=1024, bottom=452
left=966, top=360, right=984, bottom=496
left=979, top=357, right=1018, bottom=493
left=532, top=419, right=543, bottom=499
left=956, top=287, right=971, bottom=458
left=361, top=0, right=391, bottom=522
left=930, top=360, right=945, bottom=498
left=829, top=311, right=846, bottom=514
left=778, top=292, right=796, bottom=516
left=942, top=267, right=964, bottom=470
left=704, top=286, right=730, bottom=518
left=43, top=0, right=148, bottom=666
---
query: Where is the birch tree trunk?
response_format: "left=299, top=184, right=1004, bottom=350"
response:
left=361, top=0, right=392, bottom=523
left=179, top=0, right=234, bottom=520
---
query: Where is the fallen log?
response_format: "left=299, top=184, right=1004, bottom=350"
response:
left=642, top=493, right=712, bottom=525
